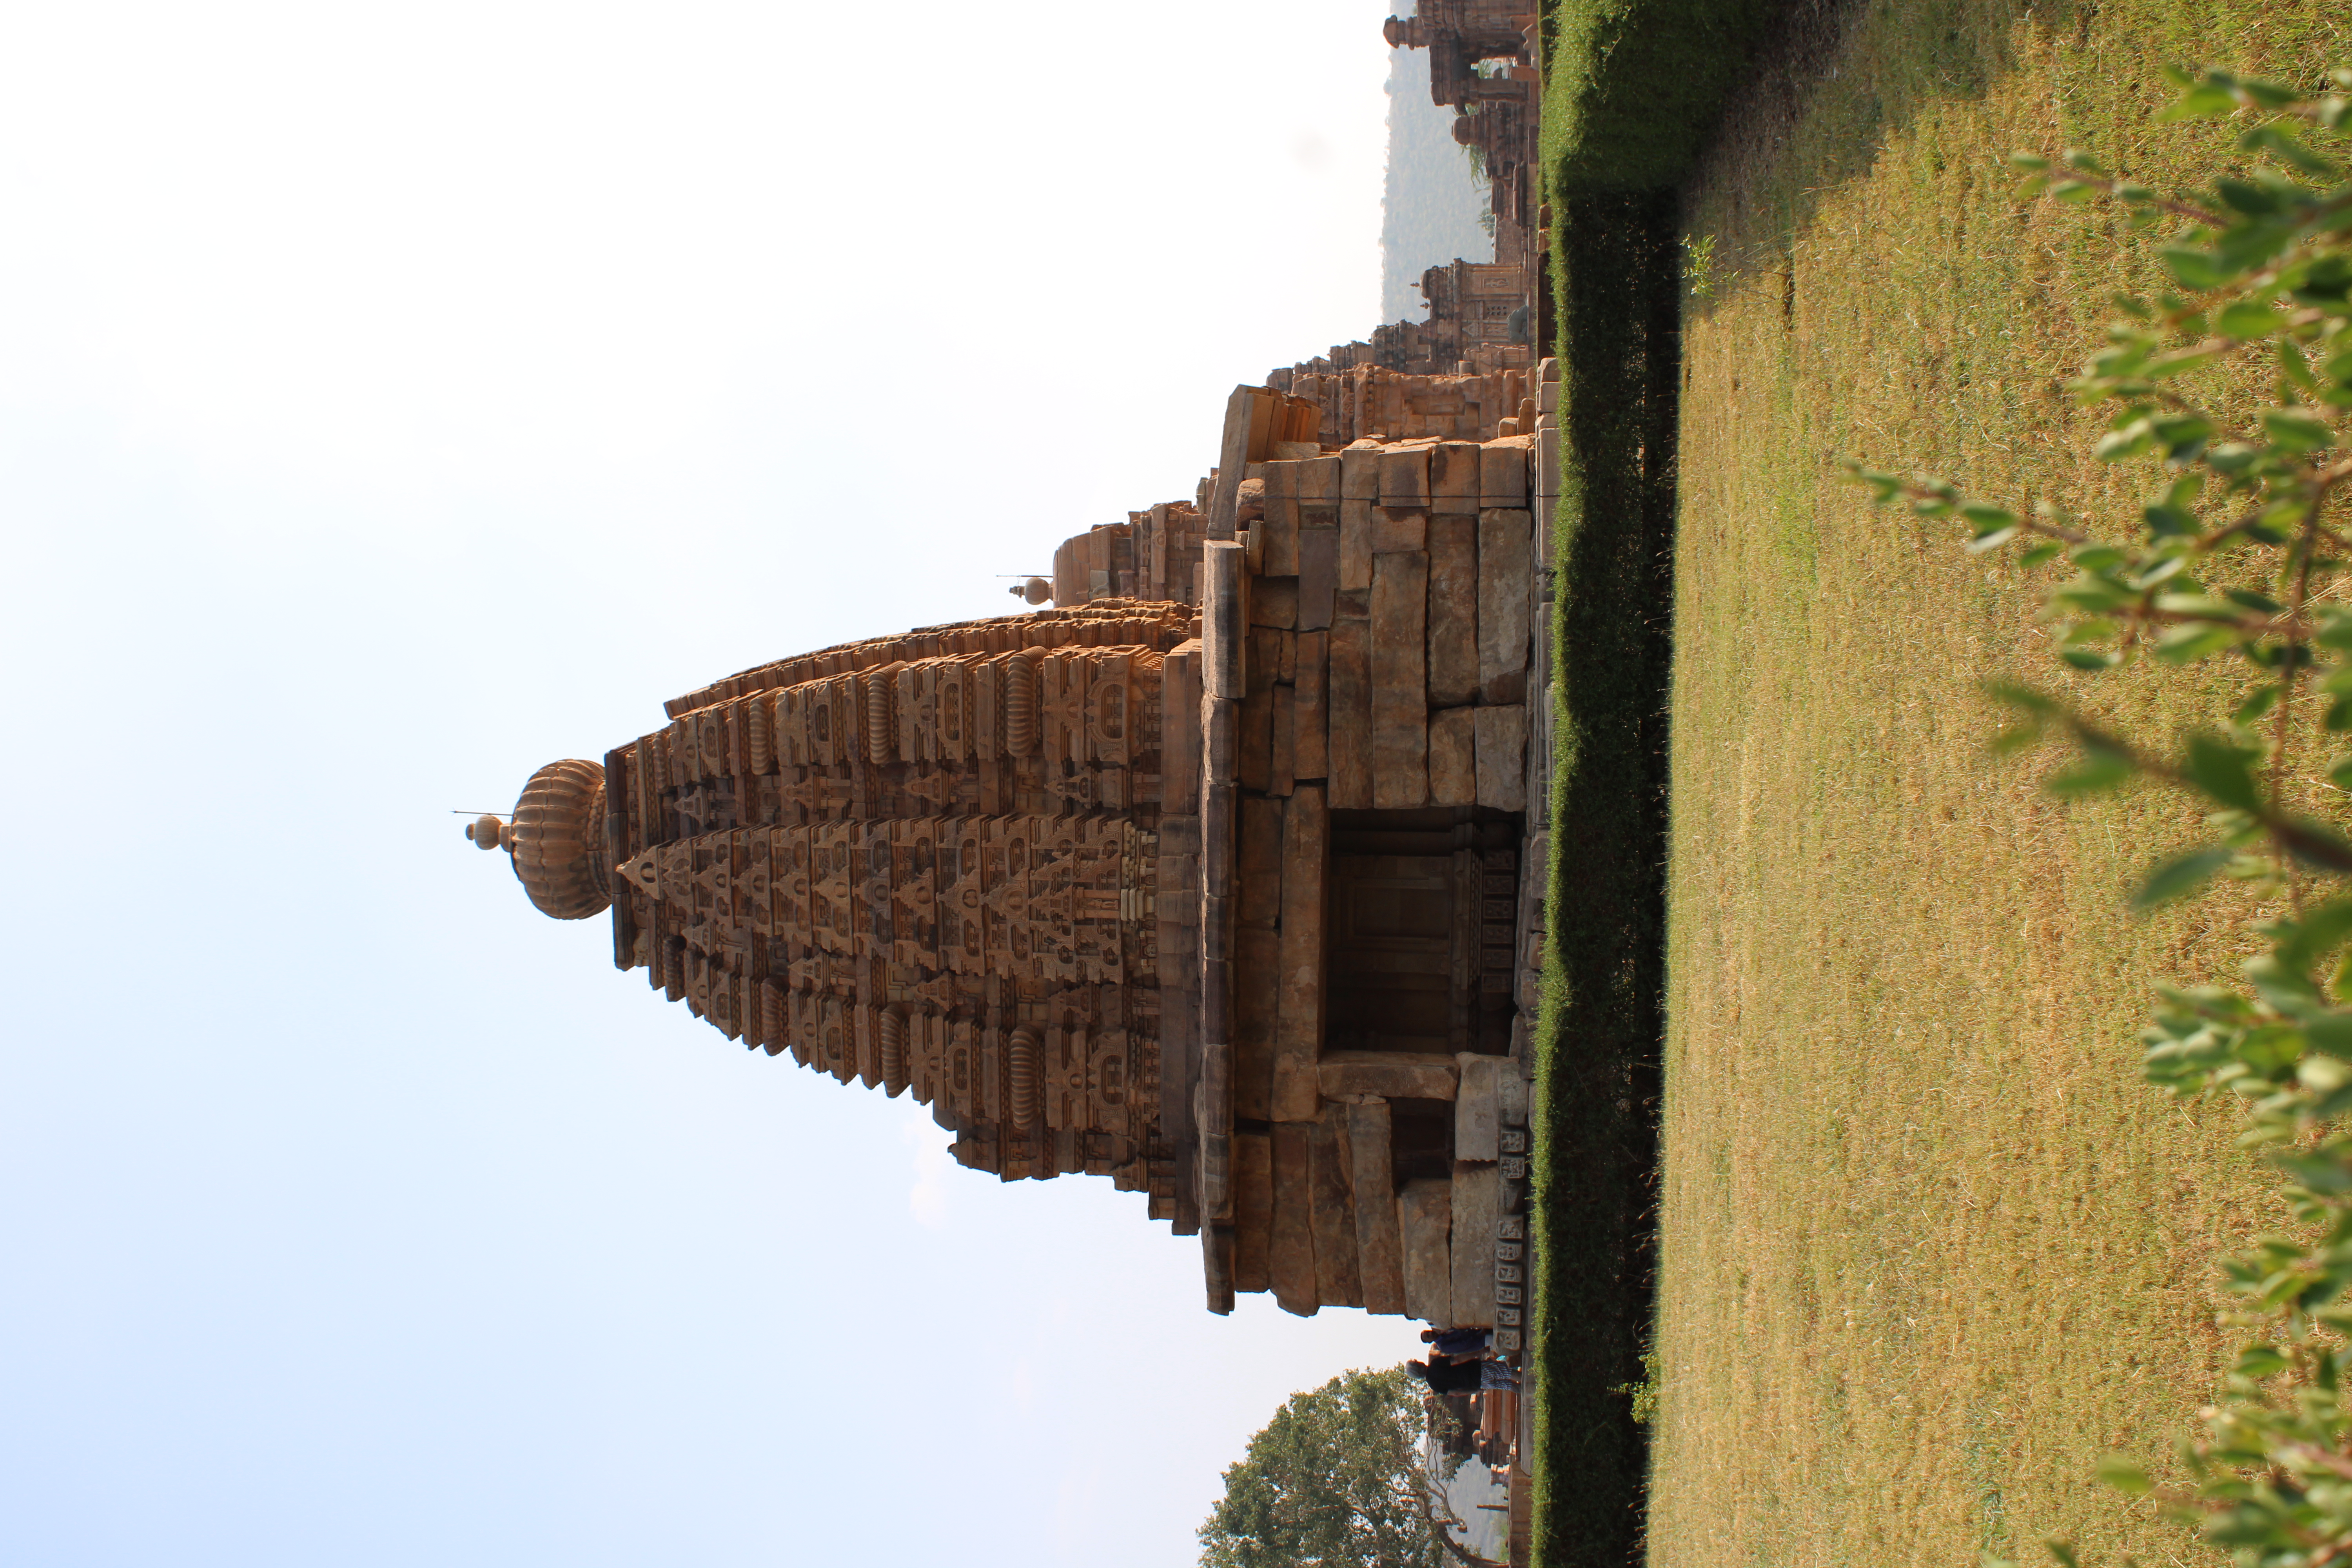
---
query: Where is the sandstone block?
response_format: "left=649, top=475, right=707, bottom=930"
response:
left=1240, top=627, right=1280, bottom=793
left=1430, top=441, right=1481, bottom=515
left=1209, top=386, right=1259, bottom=542
left=1474, top=705, right=1528, bottom=813
left=1201, top=724, right=1235, bottom=890
left=1477, top=510, right=1532, bottom=704
left=1449, top=1163, right=1498, bottom=1327
left=1294, top=631, right=1328, bottom=782
left=1270, top=685, right=1296, bottom=797
left=1203, top=1224, right=1236, bottom=1315
left=1398, top=1179, right=1453, bottom=1325
left=1201, top=542, right=1246, bottom=698
left=1238, top=797, right=1283, bottom=928
left=1270, top=1123, right=1319, bottom=1316
left=1309, top=1109, right=1364, bottom=1309
left=1233, top=1129, right=1272, bottom=1294
left=1299, top=455, right=1343, bottom=505
left=1378, top=446, right=1429, bottom=509
left=1297, top=526, right=1337, bottom=632
left=1338, top=501, right=1374, bottom=593
left=1340, top=443, right=1381, bottom=501
left=1161, top=642, right=1203, bottom=814
left=1328, top=615, right=1372, bottom=810
left=1346, top=1099, right=1407, bottom=1314
left=1273, top=785, right=1327, bottom=1122
left=1454, top=1053, right=1501, bottom=1162
left=1370, top=552, right=1429, bottom=810
left=1318, top=1050, right=1459, bottom=1100
left=1236, top=926, right=1280, bottom=1122
left=1370, top=508, right=1426, bottom=554
left=1250, top=576, right=1299, bottom=630
left=1426, top=515, right=1478, bottom=708
left=1479, top=441, right=1529, bottom=507
left=1428, top=708, right=1476, bottom=806
left=1262, top=475, right=1301, bottom=577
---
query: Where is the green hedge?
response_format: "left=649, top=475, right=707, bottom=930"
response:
left=1525, top=192, right=1682, bottom=1568
left=1540, top=0, right=1781, bottom=196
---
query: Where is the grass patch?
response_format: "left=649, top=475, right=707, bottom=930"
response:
left=1645, top=0, right=2352, bottom=1563
left=1524, top=190, right=1681, bottom=1568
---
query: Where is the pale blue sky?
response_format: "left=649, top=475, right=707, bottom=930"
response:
left=0, top=3, right=1460, bottom=1565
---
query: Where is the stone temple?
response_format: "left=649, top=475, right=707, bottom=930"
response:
left=473, top=375, right=1557, bottom=1348
left=474, top=10, right=1560, bottom=1340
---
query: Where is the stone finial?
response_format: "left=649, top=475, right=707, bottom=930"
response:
left=1007, top=576, right=1051, bottom=606
left=506, top=759, right=613, bottom=920
left=466, top=815, right=507, bottom=851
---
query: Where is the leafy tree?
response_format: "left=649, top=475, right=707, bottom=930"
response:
left=1198, top=1366, right=1500, bottom=1568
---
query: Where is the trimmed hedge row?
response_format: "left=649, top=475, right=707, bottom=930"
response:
left=1525, top=192, right=1682, bottom=1568
left=1539, top=0, right=1780, bottom=196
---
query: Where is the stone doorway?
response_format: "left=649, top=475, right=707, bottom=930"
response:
left=1325, top=808, right=1521, bottom=1059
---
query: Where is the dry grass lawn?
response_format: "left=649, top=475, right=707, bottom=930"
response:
left=1650, top=0, right=2352, bottom=1561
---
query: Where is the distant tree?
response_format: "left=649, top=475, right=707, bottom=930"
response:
left=1196, top=1367, right=1501, bottom=1568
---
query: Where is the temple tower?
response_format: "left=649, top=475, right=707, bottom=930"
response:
left=476, top=597, right=1201, bottom=1205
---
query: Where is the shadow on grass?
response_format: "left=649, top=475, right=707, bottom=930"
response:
left=1527, top=191, right=1679, bottom=1568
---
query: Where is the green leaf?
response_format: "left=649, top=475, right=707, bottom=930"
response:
left=2275, top=1149, right=2352, bottom=1192
left=2052, top=575, right=2135, bottom=612
left=2248, top=121, right=2341, bottom=178
left=2165, top=81, right=2241, bottom=120
left=2145, top=345, right=2225, bottom=379
left=2047, top=750, right=2137, bottom=795
left=2217, top=298, right=2285, bottom=336
left=2234, top=684, right=2281, bottom=724
left=2060, top=646, right=2120, bottom=671
left=1989, top=722, right=2043, bottom=757
left=2280, top=335, right=2318, bottom=390
left=2136, top=847, right=2232, bottom=907
left=2152, top=410, right=2215, bottom=459
left=2263, top=407, right=2336, bottom=451
left=2008, top=151, right=2051, bottom=171
left=2096, top=419, right=2156, bottom=461
left=1964, top=504, right=2019, bottom=552
left=2044, top=1545, right=2080, bottom=1568
left=2185, top=733, right=2262, bottom=811
left=2208, top=440, right=2262, bottom=473
left=2215, top=176, right=2284, bottom=216
left=2156, top=622, right=2245, bottom=663
left=2161, top=246, right=2232, bottom=290
left=2019, top=542, right=2064, bottom=568
left=2069, top=543, right=2127, bottom=570
left=2305, top=1011, right=2352, bottom=1062
left=2095, top=1454, right=2156, bottom=1495
left=2233, top=1343, right=2290, bottom=1377
left=1984, top=682, right=2058, bottom=715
